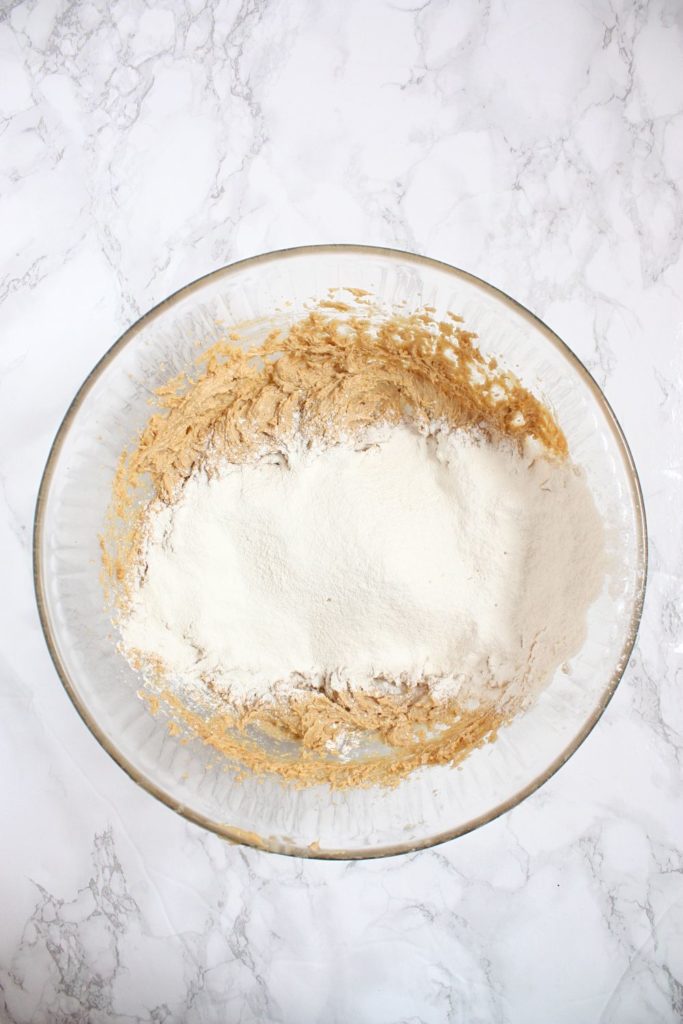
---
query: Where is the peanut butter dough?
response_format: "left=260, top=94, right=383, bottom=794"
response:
left=103, top=298, right=568, bottom=788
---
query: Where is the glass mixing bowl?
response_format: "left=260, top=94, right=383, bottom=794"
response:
left=34, top=245, right=646, bottom=858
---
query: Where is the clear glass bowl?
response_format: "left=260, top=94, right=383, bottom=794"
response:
left=34, top=245, right=646, bottom=858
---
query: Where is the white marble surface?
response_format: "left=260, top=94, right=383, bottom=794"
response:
left=1, top=0, right=682, bottom=1020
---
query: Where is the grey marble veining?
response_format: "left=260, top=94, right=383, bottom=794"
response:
left=1, top=0, right=682, bottom=1021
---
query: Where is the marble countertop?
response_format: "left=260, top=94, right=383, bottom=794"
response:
left=1, top=0, right=682, bottom=1021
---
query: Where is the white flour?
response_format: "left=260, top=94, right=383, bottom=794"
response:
left=120, top=423, right=605, bottom=708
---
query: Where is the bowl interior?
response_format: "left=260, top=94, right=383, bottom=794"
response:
left=35, top=246, right=646, bottom=857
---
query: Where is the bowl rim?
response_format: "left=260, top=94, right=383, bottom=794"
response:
left=33, top=243, right=648, bottom=860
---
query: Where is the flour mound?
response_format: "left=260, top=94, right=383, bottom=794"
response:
left=119, top=423, right=604, bottom=710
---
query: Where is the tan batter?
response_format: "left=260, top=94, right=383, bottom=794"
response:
left=102, top=297, right=567, bottom=788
